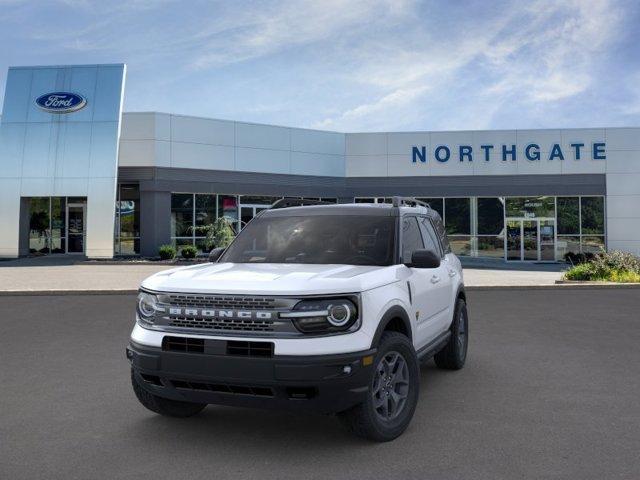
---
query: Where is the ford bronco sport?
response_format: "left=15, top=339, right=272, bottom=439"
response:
left=127, top=197, right=468, bottom=441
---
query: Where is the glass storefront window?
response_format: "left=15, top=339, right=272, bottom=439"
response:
left=582, top=235, right=605, bottom=253
left=581, top=197, right=605, bottom=234
left=557, top=236, right=581, bottom=259
left=444, top=198, right=470, bottom=235
left=115, top=184, right=140, bottom=255
left=506, top=196, right=555, bottom=218
left=171, top=194, right=194, bottom=237
left=477, top=198, right=504, bottom=235
left=218, top=195, right=239, bottom=232
left=476, top=235, right=504, bottom=258
left=557, top=197, right=579, bottom=234
left=28, top=196, right=86, bottom=255
left=448, top=235, right=471, bottom=256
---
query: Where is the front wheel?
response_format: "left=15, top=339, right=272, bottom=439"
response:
left=434, top=298, right=468, bottom=370
left=338, top=331, right=420, bottom=442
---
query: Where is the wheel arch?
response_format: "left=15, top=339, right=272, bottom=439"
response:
left=370, top=305, right=413, bottom=348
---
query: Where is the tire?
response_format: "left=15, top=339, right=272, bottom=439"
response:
left=434, top=298, right=468, bottom=370
left=131, top=369, right=206, bottom=417
left=338, top=331, right=419, bottom=442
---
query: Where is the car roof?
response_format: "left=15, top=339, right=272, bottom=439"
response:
left=262, top=203, right=434, bottom=218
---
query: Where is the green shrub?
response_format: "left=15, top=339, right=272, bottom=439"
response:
left=191, top=217, right=235, bottom=250
left=564, top=263, right=595, bottom=281
left=158, top=244, right=176, bottom=260
left=181, top=245, right=198, bottom=259
left=563, top=250, right=640, bottom=282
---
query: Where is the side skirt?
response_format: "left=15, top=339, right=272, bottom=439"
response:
left=416, top=331, right=451, bottom=361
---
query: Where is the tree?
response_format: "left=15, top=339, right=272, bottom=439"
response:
left=191, top=217, right=235, bottom=250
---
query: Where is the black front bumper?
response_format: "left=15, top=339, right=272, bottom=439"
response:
left=127, top=341, right=376, bottom=414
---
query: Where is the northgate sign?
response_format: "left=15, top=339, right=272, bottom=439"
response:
left=412, top=142, right=606, bottom=163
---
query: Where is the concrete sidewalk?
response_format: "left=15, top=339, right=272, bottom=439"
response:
left=0, top=256, right=567, bottom=293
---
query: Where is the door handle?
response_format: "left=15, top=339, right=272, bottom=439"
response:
left=430, top=275, right=441, bottom=284
left=448, top=270, right=457, bottom=277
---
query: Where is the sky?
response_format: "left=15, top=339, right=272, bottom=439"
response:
left=0, top=0, right=639, bottom=132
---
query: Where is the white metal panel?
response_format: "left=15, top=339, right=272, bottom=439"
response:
left=118, top=140, right=157, bottom=167
left=236, top=146, right=290, bottom=174
left=345, top=154, right=387, bottom=177
left=171, top=142, right=234, bottom=170
left=605, top=127, right=640, bottom=151
left=86, top=176, right=118, bottom=257
left=170, top=115, right=234, bottom=146
left=235, top=122, right=290, bottom=150
left=388, top=153, right=430, bottom=177
left=290, top=151, right=343, bottom=176
left=345, top=133, right=387, bottom=156
left=290, top=128, right=344, bottom=155
left=120, top=113, right=157, bottom=140
left=387, top=132, right=429, bottom=156
left=605, top=150, right=640, bottom=174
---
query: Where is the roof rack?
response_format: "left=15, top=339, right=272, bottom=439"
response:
left=270, top=197, right=333, bottom=209
left=391, top=196, right=431, bottom=209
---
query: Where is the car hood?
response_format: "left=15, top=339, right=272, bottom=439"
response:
left=141, top=262, right=402, bottom=295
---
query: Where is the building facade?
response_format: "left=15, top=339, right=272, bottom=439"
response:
left=2, top=64, right=640, bottom=261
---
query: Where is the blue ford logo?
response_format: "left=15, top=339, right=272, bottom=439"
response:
left=35, top=92, right=87, bottom=114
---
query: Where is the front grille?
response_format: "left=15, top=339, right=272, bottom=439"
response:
left=226, top=340, right=274, bottom=357
left=151, top=293, right=301, bottom=337
left=168, top=317, right=275, bottom=332
left=170, top=380, right=274, bottom=397
left=162, top=336, right=204, bottom=353
left=165, top=294, right=278, bottom=310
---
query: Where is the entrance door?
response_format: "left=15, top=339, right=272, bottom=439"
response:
left=66, top=204, right=86, bottom=254
left=505, top=218, right=555, bottom=261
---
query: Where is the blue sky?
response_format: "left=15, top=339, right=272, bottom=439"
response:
left=1, top=0, right=639, bottom=131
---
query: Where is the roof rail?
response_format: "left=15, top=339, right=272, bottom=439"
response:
left=270, top=197, right=333, bottom=209
left=391, top=196, right=431, bottom=209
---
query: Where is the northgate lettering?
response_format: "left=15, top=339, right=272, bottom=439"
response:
left=411, top=143, right=606, bottom=163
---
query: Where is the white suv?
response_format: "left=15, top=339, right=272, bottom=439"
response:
left=127, top=197, right=468, bottom=441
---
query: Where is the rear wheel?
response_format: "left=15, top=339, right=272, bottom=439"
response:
left=131, top=369, right=206, bottom=417
left=434, top=298, right=468, bottom=370
left=338, top=331, right=419, bottom=442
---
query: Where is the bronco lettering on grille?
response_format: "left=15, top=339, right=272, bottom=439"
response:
left=168, top=307, right=273, bottom=320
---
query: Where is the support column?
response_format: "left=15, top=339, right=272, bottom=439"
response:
left=140, top=189, right=171, bottom=257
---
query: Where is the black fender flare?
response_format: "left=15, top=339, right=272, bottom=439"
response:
left=447, top=284, right=467, bottom=329
left=370, top=305, right=413, bottom=348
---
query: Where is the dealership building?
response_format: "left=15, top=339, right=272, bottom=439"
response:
left=1, top=63, right=640, bottom=261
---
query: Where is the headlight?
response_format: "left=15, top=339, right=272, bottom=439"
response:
left=280, top=297, right=359, bottom=334
left=136, top=291, right=159, bottom=324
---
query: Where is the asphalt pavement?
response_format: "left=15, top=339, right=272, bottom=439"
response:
left=1, top=289, right=639, bottom=480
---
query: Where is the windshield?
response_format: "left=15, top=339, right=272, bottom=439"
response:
left=219, top=215, right=396, bottom=266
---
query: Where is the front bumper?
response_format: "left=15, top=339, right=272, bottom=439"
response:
left=127, top=340, right=376, bottom=414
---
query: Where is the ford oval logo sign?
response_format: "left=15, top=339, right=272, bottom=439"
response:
left=35, top=92, right=87, bottom=114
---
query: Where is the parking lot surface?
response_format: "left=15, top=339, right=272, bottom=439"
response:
left=1, top=289, right=639, bottom=480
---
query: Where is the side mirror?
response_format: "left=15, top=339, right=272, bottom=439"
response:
left=208, top=247, right=225, bottom=263
left=407, top=249, right=440, bottom=269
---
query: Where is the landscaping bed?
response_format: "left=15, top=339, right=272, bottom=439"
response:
left=562, top=250, right=640, bottom=283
